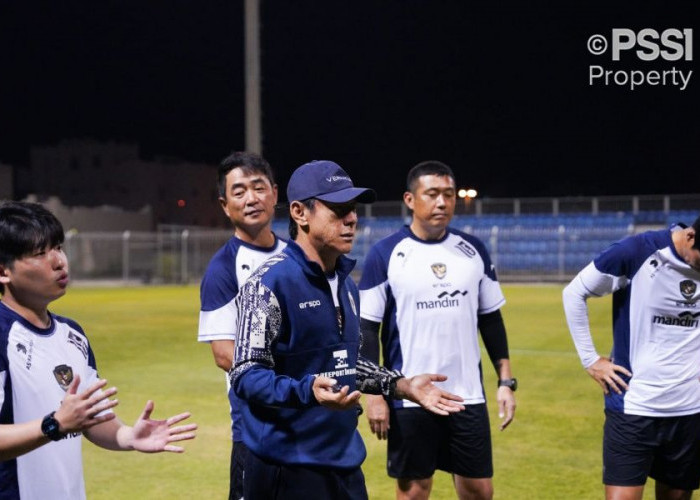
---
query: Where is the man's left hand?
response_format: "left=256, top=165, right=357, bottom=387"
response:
left=130, top=401, right=197, bottom=453
left=313, top=376, right=362, bottom=410
left=395, top=374, right=465, bottom=415
left=497, top=386, right=516, bottom=430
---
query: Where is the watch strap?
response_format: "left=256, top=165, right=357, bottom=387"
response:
left=498, top=378, right=518, bottom=391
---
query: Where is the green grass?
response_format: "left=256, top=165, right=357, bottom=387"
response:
left=49, top=284, right=660, bottom=499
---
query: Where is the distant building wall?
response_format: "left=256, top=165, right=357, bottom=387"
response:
left=29, top=139, right=223, bottom=227
left=25, top=196, right=153, bottom=232
left=0, top=163, right=13, bottom=200
left=30, top=140, right=140, bottom=207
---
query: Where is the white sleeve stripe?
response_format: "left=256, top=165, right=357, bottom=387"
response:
left=478, top=298, right=506, bottom=315
left=197, top=333, right=236, bottom=343
left=360, top=311, right=384, bottom=322
left=198, top=303, right=237, bottom=341
left=358, top=282, right=389, bottom=322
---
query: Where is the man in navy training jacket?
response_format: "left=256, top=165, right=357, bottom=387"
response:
left=231, top=160, right=465, bottom=500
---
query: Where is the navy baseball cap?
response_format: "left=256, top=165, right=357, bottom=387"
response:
left=286, top=160, right=376, bottom=204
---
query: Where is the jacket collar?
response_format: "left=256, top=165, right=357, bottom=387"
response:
left=284, top=240, right=356, bottom=284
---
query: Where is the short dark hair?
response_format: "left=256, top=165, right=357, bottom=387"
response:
left=693, top=215, right=700, bottom=250
left=406, top=161, right=455, bottom=192
left=0, top=201, right=65, bottom=293
left=217, top=151, right=276, bottom=199
left=288, top=199, right=316, bottom=241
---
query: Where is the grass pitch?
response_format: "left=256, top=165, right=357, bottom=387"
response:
left=50, top=284, right=659, bottom=499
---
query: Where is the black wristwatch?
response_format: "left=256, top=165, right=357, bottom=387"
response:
left=41, top=411, right=65, bottom=441
left=498, top=378, right=518, bottom=391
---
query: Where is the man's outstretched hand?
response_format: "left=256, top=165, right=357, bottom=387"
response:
left=129, top=401, right=197, bottom=453
left=395, top=374, right=465, bottom=415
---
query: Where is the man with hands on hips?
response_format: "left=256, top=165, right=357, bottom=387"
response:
left=563, top=216, right=700, bottom=500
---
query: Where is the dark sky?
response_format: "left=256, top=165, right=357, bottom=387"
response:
left=1, top=1, right=698, bottom=201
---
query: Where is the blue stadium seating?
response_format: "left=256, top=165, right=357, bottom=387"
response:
left=273, top=210, right=695, bottom=279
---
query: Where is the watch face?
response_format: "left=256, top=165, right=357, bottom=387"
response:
left=500, top=378, right=517, bottom=391
left=42, top=413, right=63, bottom=441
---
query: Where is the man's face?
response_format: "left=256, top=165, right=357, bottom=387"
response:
left=305, top=200, right=358, bottom=257
left=404, top=174, right=456, bottom=237
left=0, top=245, right=69, bottom=305
left=220, top=168, right=278, bottom=236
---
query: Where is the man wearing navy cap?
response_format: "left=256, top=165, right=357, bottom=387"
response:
left=230, top=160, right=465, bottom=499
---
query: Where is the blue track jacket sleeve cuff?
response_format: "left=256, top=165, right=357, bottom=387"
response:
left=232, top=365, right=318, bottom=408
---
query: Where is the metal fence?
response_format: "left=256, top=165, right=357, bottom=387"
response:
left=64, top=193, right=698, bottom=284
left=65, top=229, right=229, bottom=285
left=65, top=219, right=634, bottom=284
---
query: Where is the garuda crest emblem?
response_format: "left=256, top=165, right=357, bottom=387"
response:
left=431, top=263, right=447, bottom=280
left=53, top=364, right=74, bottom=391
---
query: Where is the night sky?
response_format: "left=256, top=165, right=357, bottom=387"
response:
left=1, top=1, right=698, bottom=202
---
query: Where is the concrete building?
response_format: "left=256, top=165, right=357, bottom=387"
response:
left=28, top=139, right=224, bottom=228
left=28, top=196, right=153, bottom=232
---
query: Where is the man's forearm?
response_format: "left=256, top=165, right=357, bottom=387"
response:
left=494, top=358, right=512, bottom=380
left=478, top=310, right=510, bottom=372
left=0, top=419, right=51, bottom=461
left=563, top=275, right=601, bottom=368
left=359, top=318, right=381, bottom=363
left=210, top=339, right=234, bottom=371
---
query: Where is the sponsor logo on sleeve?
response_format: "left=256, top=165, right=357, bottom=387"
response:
left=22, top=338, right=34, bottom=370
left=456, top=240, right=476, bottom=258
left=68, top=331, right=88, bottom=359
